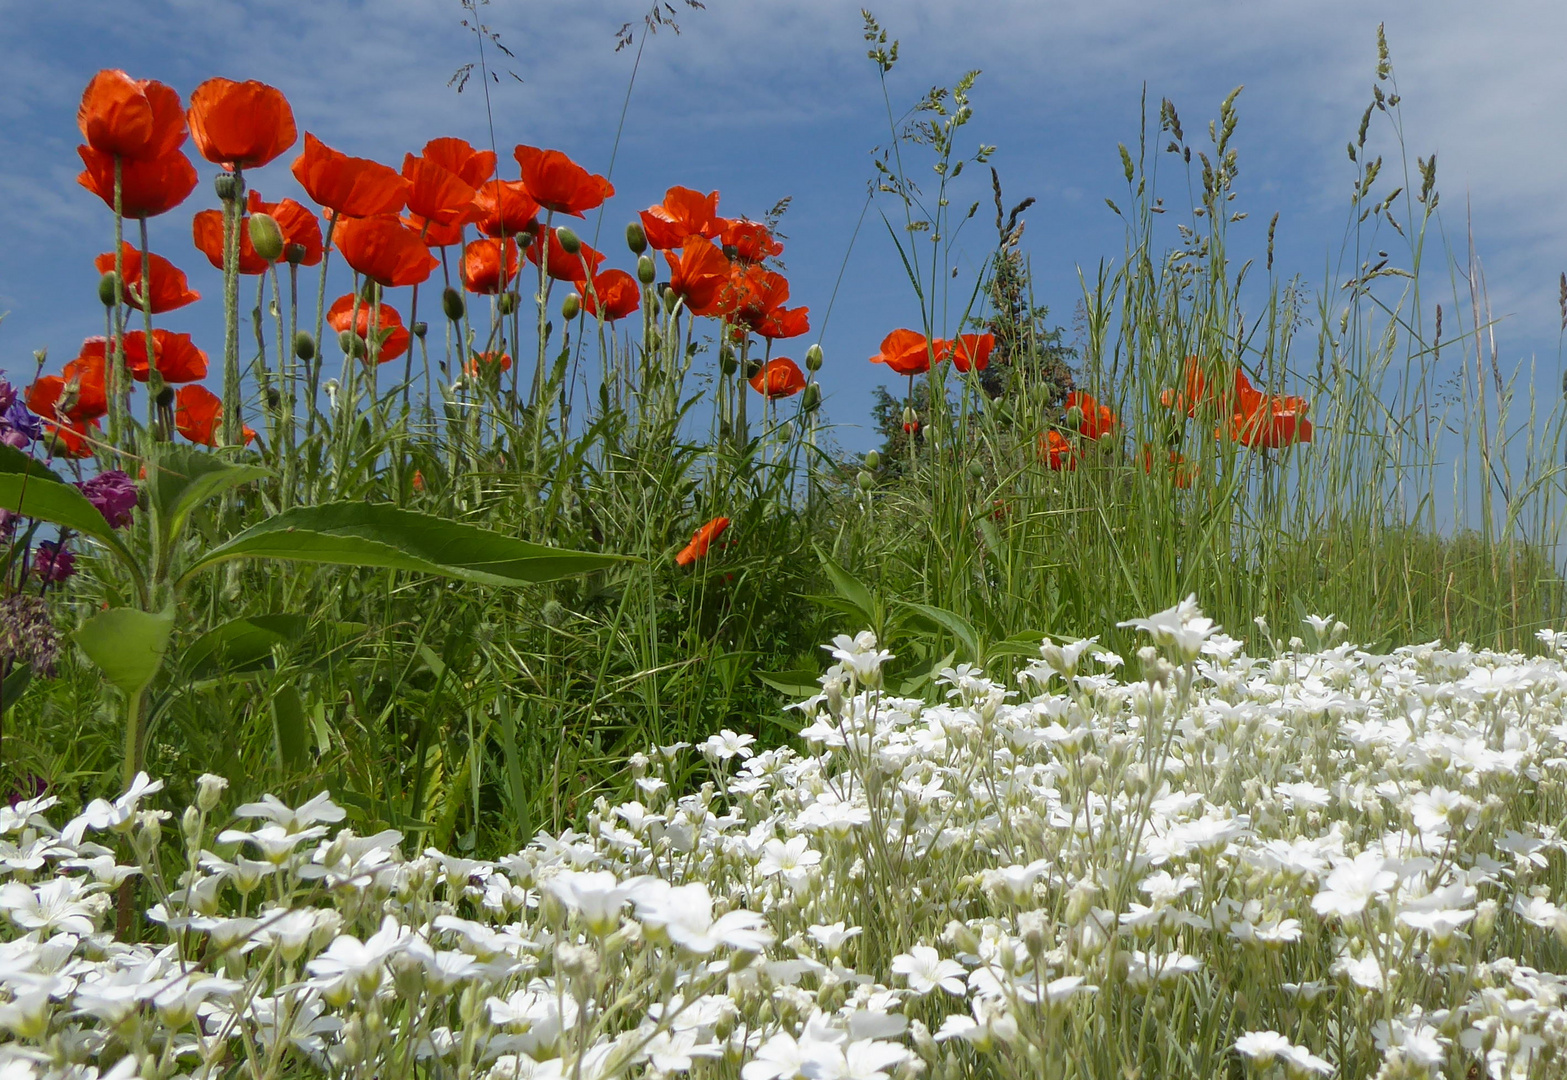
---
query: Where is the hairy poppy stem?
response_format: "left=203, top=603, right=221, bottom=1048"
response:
left=109, top=157, right=127, bottom=460
left=137, top=220, right=160, bottom=438
left=219, top=171, right=244, bottom=448
left=308, top=216, right=337, bottom=447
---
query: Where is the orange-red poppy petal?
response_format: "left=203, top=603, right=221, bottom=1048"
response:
left=187, top=78, right=296, bottom=168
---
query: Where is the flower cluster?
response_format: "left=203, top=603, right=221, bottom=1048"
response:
left=6, top=599, right=1567, bottom=1079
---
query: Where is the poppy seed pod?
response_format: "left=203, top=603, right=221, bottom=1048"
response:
left=744, top=359, right=763, bottom=379
left=266, top=388, right=282, bottom=410
left=636, top=255, right=656, bottom=285
left=625, top=221, right=647, bottom=254
left=441, top=286, right=465, bottom=322
left=411, top=320, right=428, bottom=339
left=555, top=226, right=581, bottom=255
left=968, top=460, right=985, bottom=479
left=293, top=331, right=316, bottom=361
left=662, top=289, right=679, bottom=314
left=285, top=242, right=308, bottom=266
left=98, top=272, right=122, bottom=308
left=213, top=173, right=244, bottom=202
left=497, top=292, right=519, bottom=316
left=248, top=212, right=285, bottom=262
left=562, top=292, right=581, bottom=321
left=864, top=450, right=880, bottom=469
left=805, top=343, right=824, bottom=371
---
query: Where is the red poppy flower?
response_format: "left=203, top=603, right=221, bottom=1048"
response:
left=870, top=328, right=942, bottom=377
left=1039, top=430, right=1077, bottom=472
left=664, top=237, right=736, bottom=317
left=464, top=351, right=512, bottom=378
left=76, top=146, right=197, bottom=219
left=247, top=190, right=324, bottom=266
left=404, top=214, right=465, bottom=249
left=527, top=233, right=605, bottom=283
left=94, top=243, right=199, bottom=313
left=76, top=331, right=207, bottom=384
left=28, top=352, right=108, bottom=424
left=46, top=420, right=101, bottom=458
left=749, top=358, right=807, bottom=399
left=675, top=516, right=730, bottom=566
left=192, top=208, right=269, bottom=275
left=473, top=180, right=540, bottom=239
left=734, top=267, right=810, bottom=340
left=334, top=216, right=439, bottom=288
left=949, top=333, right=995, bottom=374
left=1065, top=391, right=1118, bottom=440
left=402, top=153, right=480, bottom=228
left=1160, top=356, right=1222, bottom=417
left=421, top=137, right=497, bottom=188
left=513, top=145, right=614, bottom=217
left=77, top=70, right=186, bottom=161
left=639, top=187, right=723, bottom=250
left=1142, top=445, right=1195, bottom=487
left=174, top=385, right=252, bottom=446
left=327, top=294, right=410, bottom=364
left=721, top=218, right=784, bottom=264
left=187, top=78, right=296, bottom=169
left=1227, top=393, right=1313, bottom=449
left=292, top=133, right=408, bottom=218
left=460, top=237, right=519, bottom=295
left=579, top=269, right=641, bottom=321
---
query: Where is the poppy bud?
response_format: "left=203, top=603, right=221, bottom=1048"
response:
left=662, top=289, right=679, bottom=314
left=1064, top=405, right=1084, bottom=429
left=497, top=292, right=519, bottom=316
left=338, top=330, right=366, bottom=359
left=266, top=388, right=282, bottom=410
left=411, top=321, right=428, bottom=339
left=98, top=272, right=122, bottom=308
left=562, top=292, right=581, bottom=320
left=902, top=406, right=918, bottom=427
left=626, top=222, right=647, bottom=254
left=864, top=450, right=880, bottom=469
left=248, top=213, right=285, bottom=262
left=541, top=599, right=567, bottom=627
left=360, top=280, right=382, bottom=305
left=637, top=255, right=657, bottom=285
left=856, top=470, right=875, bottom=492
left=968, top=460, right=985, bottom=479
left=744, top=358, right=763, bottom=379
left=155, top=384, right=175, bottom=409
left=213, top=173, right=243, bottom=202
left=555, top=226, right=581, bottom=255
left=293, top=331, right=316, bottom=361
left=805, top=343, right=824, bottom=371
left=442, top=287, right=465, bottom=322
left=802, top=383, right=821, bottom=411
left=719, top=348, right=738, bottom=377
left=285, top=242, right=308, bottom=266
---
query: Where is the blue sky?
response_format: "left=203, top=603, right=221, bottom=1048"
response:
left=2, top=0, right=1565, bottom=453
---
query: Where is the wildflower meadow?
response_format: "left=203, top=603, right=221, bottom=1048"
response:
left=3, top=9, right=1567, bottom=1079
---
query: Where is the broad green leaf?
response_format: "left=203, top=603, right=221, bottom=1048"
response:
left=272, top=685, right=308, bottom=768
left=182, top=502, right=631, bottom=587
left=179, top=614, right=310, bottom=679
left=2, top=664, right=32, bottom=712
left=899, top=601, right=981, bottom=663
left=75, top=606, right=175, bottom=697
left=812, top=544, right=876, bottom=626
left=755, top=669, right=821, bottom=700
left=0, top=446, right=138, bottom=577
left=989, top=631, right=1051, bottom=660
left=147, top=447, right=270, bottom=545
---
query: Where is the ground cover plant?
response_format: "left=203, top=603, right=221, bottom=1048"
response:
left=7, top=600, right=1567, bottom=1080
left=2, top=12, right=1567, bottom=1074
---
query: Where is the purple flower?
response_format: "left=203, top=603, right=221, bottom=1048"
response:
left=0, top=593, right=60, bottom=677
left=0, top=379, right=16, bottom=415
left=75, top=470, right=137, bottom=529
left=1, top=402, right=42, bottom=448
left=31, top=542, right=75, bottom=584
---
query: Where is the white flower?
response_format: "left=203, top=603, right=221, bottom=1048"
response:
left=824, top=631, right=892, bottom=684
left=232, top=791, right=346, bottom=830
left=544, top=870, right=641, bottom=934
left=1311, top=851, right=1396, bottom=918
left=701, top=729, right=757, bottom=762
left=758, top=836, right=821, bottom=884
left=0, top=878, right=98, bottom=936
left=304, top=915, right=409, bottom=997
left=807, top=922, right=862, bottom=955
left=61, top=772, right=163, bottom=844
left=1235, top=1031, right=1333, bottom=1074
left=1117, top=595, right=1219, bottom=661
left=891, top=945, right=966, bottom=995
left=632, top=881, right=773, bottom=954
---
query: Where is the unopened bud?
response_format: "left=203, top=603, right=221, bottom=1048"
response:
left=555, top=226, right=581, bottom=255
left=902, top=406, right=918, bottom=426
left=248, top=213, right=284, bottom=261
left=338, top=330, right=366, bottom=359
left=284, top=242, right=308, bottom=266
left=497, top=292, right=519, bottom=316
left=805, top=343, right=824, bottom=371
left=359, top=280, right=381, bottom=305
left=864, top=450, right=881, bottom=469
left=744, top=358, right=763, bottom=379
left=802, top=383, right=821, bottom=411
left=213, top=173, right=243, bottom=202
left=637, top=254, right=656, bottom=285
left=662, top=288, right=679, bottom=314
left=98, top=272, right=122, bottom=308
left=293, top=331, right=316, bottom=361
left=442, top=287, right=465, bottom=321
left=266, top=388, right=282, bottom=410
left=155, top=384, right=175, bottom=409
left=562, top=292, right=581, bottom=320
left=719, top=348, right=738, bottom=377
left=626, top=222, right=647, bottom=254
left=968, top=460, right=985, bottom=478
left=856, top=470, right=875, bottom=492
left=411, top=321, right=428, bottom=339
left=196, top=773, right=228, bottom=813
